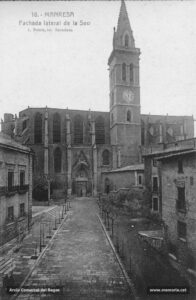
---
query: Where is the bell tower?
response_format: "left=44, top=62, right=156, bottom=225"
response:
left=108, top=0, right=141, bottom=167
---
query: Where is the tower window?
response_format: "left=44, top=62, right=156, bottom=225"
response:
left=130, top=64, right=134, bottom=82
left=95, top=116, right=105, bottom=144
left=102, top=149, right=110, bottom=165
left=54, top=147, right=62, bottom=173
left=34, top=112, right=42, bottom=144
left=111, top=91, right=114, bottom=106
left=74, top=115, right=84, bottom=144
left=124, top=34, right=129, bottom=48
left=53, top=113, right=61, bottom=143
left=127, top=110, right=131, bottom=122
left=122, top=63, right=126, bottom=81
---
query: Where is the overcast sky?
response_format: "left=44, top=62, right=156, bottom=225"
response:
left=0, top=0, right=196, bottom=128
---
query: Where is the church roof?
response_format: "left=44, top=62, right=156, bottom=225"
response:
left=102, top=164, right=144, bottom=174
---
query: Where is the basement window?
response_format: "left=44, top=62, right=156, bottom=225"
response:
left=8, top=206, right=14, bottom=221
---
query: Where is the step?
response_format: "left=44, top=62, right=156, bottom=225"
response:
left=0, top=257, right=13, bottom=269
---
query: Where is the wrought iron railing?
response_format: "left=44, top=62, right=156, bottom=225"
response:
left=0, top=184, right=29, bottom=196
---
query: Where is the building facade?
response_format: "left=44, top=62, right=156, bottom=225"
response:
left=0, top=133, right=33, bottom=246
left=1, top=1, right=194, bottom=199
left=158, top=147, right=196, bottom=270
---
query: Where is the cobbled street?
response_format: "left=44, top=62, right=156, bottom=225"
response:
left=7, top=197, right=134, bottom=300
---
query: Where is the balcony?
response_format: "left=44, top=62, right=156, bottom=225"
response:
left=0, top=185, right=29, bottom=197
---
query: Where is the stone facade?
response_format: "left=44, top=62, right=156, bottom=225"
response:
left=0, top=133, right=33, bottom=246
left=101, top=164, right=144, bottom=193
left=143, top=138, right=196, bottom=269
left=158, top=148, right=196, bottom=269
left=1, top=1, right=194, bottom=199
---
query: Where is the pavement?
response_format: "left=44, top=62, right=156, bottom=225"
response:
left=0, top=205, right=64, bottom=300
left=11, top=197, right=133, bottom=300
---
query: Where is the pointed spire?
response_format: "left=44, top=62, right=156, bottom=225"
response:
left=113, top=0, right=135, bottom=49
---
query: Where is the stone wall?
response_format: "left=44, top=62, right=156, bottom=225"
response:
left=161, top=153, right=196, bottom=269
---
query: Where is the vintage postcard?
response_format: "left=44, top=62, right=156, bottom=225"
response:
left=0, top=1, right=195, bottom=299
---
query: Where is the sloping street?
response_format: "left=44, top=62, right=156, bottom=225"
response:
left=14, top=197, right=133, bottom=300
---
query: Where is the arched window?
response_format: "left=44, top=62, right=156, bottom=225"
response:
left=124, top=34, right=129, bottom=48
left=111, top=91, right=114, bottom=106
left=74, top=115, right=83, bottom=144
left=102, top=149, right=110, bottom=165
left=34, top=112, right=42, bottom=144
left=127, top=110, right=131, bottom=122
left=122, top=63, right=126, bottom=81
left=130, top=64, right=134, bottom=82
left=54, top=148, right=61, bottom=173
left=53, top=113, right=61, bottom=143
left=95, top=116, right=105, bottom=144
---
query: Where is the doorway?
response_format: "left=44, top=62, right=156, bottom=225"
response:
left=76, top=181, right=87, bottom=197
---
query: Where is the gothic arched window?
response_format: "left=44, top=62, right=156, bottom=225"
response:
left=124, top=34, right=129, bottom=48
left=74, top=115, right=83, bottom=144
left=53, top=113, right=61, bottom=143
left=127, top=110, right=131, bottom=122
left=34, top=112, right=42, bottom=144
left=95, top=116, right=105, bottom=144
left=130, top=64, right=134, bottom=82
left=102, top=149, right=110, bottom=165
left=54, top=147, right=61, bottom=173
left=122, top=63, right=126, bottom=81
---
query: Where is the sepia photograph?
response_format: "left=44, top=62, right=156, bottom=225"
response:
left=0, top=0, right=196, bottom=299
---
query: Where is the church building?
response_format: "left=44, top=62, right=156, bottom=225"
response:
left=1, top=1, right=194, bottom=199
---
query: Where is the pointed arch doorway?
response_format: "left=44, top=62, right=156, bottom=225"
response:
left=74, top=162, right=90, bottom=197
left=75, top=178, right=88, bottom=197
